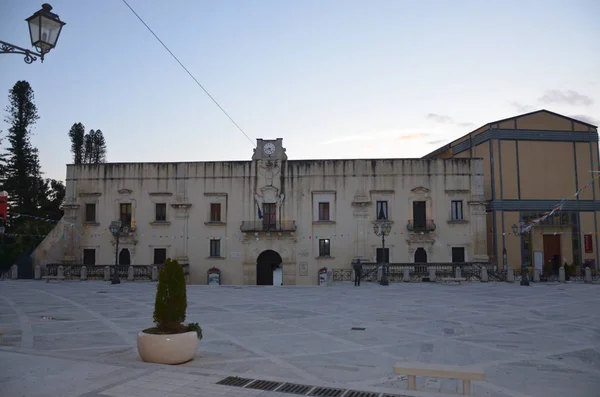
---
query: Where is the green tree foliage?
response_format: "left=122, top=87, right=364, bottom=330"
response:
left=153, top=258, right=187, bottom=332
left=3, top=81, right=43, bottom=214
left=68, top=122, right=85, bottom=165
left=82, top=129, right=107, bottom=164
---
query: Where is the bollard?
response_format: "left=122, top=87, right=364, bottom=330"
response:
left=455, top=267, right=462, bottom=279
left=403, top=267, right=410, bottom=282
left=34, top=265, right=41, bottom=280
left=127, top=266, right=134, bottom=281
left=480, top=266, right=488, bottom=282
left=104, top=266, right=110, bottom=281
left=428, top=266, right=436, bottom=282
left=80, top=266, right=87, bottom=281
left=559, top=266, right=566, bottom=283
left=507, top=268, right=514, bottom=282
left=533, top=269, right=540, bottom=282
left=152, top=266, right=158, bottom=281
left=10, top=264, right=18, bottom=280
left=57, top=266, right=64, bottom=279
left=584, top=267, right=592, bottom=283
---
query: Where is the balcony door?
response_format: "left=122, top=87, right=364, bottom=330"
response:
left=413, top=201, right=426, bottom=230
left=262, top=203, right=276, bottom=231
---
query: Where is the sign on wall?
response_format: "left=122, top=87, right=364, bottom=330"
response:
left=584, top=234, right=593, bottom=253
left=207, top=267, right=221, bottom=286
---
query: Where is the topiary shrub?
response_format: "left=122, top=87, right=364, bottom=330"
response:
left=144, top=258, right=202, bottom=339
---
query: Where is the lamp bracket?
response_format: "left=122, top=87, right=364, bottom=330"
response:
left=0, top=40, right=43, bottom=63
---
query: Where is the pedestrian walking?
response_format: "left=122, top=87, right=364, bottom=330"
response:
left=353, top=259, right=362, bottom=286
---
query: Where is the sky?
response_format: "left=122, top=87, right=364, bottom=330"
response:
left=0, top=0, right=598, bottom=183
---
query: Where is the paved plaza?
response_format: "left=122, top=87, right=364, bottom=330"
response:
left=0, top=280, right=599, bottom=397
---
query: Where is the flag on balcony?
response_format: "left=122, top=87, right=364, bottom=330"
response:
left=257, top=201, right=263, bottom=219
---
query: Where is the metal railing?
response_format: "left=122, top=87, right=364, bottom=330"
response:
left=240, top=220, right=297, bottom=232
left=406, top=219, right=436, bottom=232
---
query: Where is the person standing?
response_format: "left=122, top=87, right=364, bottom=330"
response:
left=353, top=259, right=362, bottom=286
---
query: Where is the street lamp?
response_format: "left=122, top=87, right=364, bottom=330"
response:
left=512, top=223, right=530, bottom=286
left=109, top=221, right=123, bottom=285
left=1, top=4, right=66, bottom=64
left=373, top=221, right=392, bottom=286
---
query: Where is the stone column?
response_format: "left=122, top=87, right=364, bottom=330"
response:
left=10, top=264, right=18, bottom=280
left=81, top=266, right=87, bottom=281
left=127, top=266, right=134, bottom=281
left=152, top=266, right=158, bottom=281
left=585, top=267, right=592, bottom=283
left=34, top=265, right=41, bottom=280
left=428, top=266, right=436, bottom=281
left=104, top=266, right=110, bottom=281
left=480, top=266, right=488, bottom=282
left=559, top=266, right=566, bottom=282
left=469, top=159, right=490, bottom=262
left=403, top=267, right=410, bottom=282
left=455, top=267, right=462, bottom=279
left=507, top=268, right=514, bottom=282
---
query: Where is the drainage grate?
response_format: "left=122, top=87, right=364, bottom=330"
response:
left=278, top=383, right=313, bottom=395
left=344, top=391, right=378, bottom=397
left=308, top=386, right=345, bottom=397
left=216, top=376, right=254, bottom=387
left=350, top=327, right=366, bottom=331
left=97, top=291, right=108, bottom=293
left=246, top=380, right=282, bottom=391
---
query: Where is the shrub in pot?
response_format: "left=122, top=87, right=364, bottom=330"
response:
left=136, top=258, right=202, bottom=364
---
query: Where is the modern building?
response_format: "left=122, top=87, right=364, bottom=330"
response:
left=34, top=138, right=489, bottom=285
left=424, top=109, right=600, bottom=272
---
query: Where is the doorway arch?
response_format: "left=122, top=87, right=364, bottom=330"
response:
left=256, top=250, right=282, bottom=285
left=414, top=248, right=427, bottom=263
left=119, top=249, right=131, bottom=265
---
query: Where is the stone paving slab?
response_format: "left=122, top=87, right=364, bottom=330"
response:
left=1, top=280, right=600, bottom=397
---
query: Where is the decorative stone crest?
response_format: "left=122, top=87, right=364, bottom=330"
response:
left=258, top=160, right=281, bottom=186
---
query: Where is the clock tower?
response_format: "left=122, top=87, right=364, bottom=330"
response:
left=252, top=138, right=287, bottom=161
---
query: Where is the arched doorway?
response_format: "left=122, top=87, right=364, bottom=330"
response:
left=414, top=248, right=427, bottom=263
left=119, top=249, right=131, bottom=265
left=256, top=250, right=282, bottom=285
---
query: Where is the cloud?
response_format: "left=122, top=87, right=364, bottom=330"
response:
left=427, top=139, right=446, bottom=145
left=396, top=133, right=430, bottom=141
left=539, top=90, right=594, bottom=106
left=510, top=102, right=536, bottom=113
left=426, top=113, right=453, bottom=123
left=570, top=114, right=599, bottom=126
left=457, top=122, right=475, bottom=128
left=320, top=135, right=374, bottom=145
left=321, top=129, right=432, bottom=145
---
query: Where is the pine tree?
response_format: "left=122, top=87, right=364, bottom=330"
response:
left=83, top=130, right=94, bottom=164
left=91, top=129, right=107, bottom=163
left=68, top=122, right=85, bottom=164
left=3, top=81, right=43, bottom=214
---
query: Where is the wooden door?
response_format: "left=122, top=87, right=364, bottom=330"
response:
left=413, top=201, right=426, bottom=230
left=543, top=235, right=561, bottom=274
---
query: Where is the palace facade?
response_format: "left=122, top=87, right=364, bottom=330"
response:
left=34, top=138, right=488, bottom=285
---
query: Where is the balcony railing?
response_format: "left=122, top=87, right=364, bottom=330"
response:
left=240, top=220, right=297, bottom=233
left=406, top=219, right=436, bottom=232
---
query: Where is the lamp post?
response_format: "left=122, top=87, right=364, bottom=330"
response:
left=109, top=221, right=123, bottom=285
left=0, top=4, right=66, bottom=64
left=512, top=223, right=530, bottom=286
left=373, top=221, right=392, bottom=286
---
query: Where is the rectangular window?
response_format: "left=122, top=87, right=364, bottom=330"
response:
left=153, top=248, right=167, bottom=265
left=210, top=203, right=221, bottom=222
left=120, top=203, right=132, bottom=227
left=155, top=203, right=167, bottom=222
left=83, top=249, right=95, bottom=265
left=452, top=247, right=465, bottom=263
left=209, top=239, right=221, bottom=257
left=262, top=203, right=276, bottom=230
left=85, top=203, right=96, bottom=222
left=413, top=201, right=426, bottom=229
left=318, top=202, right=330, bottom=221
left=451, top=200, right=464, bottom=220
left=376, top=248, right=389, bottom=263
left=319, top=239, right=331, bottom=257
left=376, top=201, right=388, bottom=220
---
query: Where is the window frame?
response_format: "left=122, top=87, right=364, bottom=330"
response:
left=318, top=202, right=330, bottom=221
left=451, top=200, right=464, bottom=221
left=209, top=239, right=221, bottom=257
left=153, top=248, right=167, bottom=265
left=85, top=203, right=96, bottom=223
left=155, top=203, right=167, bottom=222
left=119, top=203, right=132, bottom=227
left=210, top=203, right=221, bottom=222
left=82, top=248, right=96, bottom=265
left=376, top=200, right=388, bottom=220
left=318, top=238, right=331, bottom=257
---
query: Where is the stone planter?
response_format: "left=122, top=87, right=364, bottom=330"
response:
left=137, top=330, right=198, bottom=364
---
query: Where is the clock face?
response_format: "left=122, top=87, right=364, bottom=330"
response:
left=263, top=142, right=276, bottom=156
